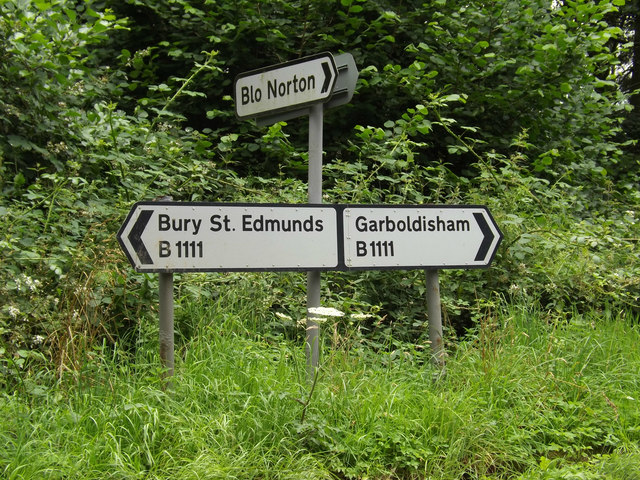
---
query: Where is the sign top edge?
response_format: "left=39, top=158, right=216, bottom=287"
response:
left=233, top=51, right=336, bottom=82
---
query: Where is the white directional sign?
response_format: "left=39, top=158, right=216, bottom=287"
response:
left=342, top=206, right=502, bottom=269
left=118, top=203, right=502, bottom=273
left=117, top=202, right=339, bottom=272
left=234, top=52, right=338, bottom=119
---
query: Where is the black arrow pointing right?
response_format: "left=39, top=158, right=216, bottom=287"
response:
left=128, top=209, right=154, bottom=265
left=473, top=212, right=495, bottom=262
left=321, top=61, right=333, bottom=94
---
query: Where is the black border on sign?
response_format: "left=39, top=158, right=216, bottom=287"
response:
left=117, top=204, right=142, bottom=271
left=117, top=202, right=503, bottom=273
left=117, top=202, right=341, bottom=274
left=338, top=204, right=503, bottom=272
left=233, top=52, right=338, bottom=120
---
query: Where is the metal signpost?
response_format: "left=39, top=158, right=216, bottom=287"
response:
left=118, top=201, right=502, bottom=377
left=234, top=52, right=357, bottom=378
left=306, top=103, right=324, bottom=376
left=117, top=51, right=504, bottom=382
left=340, top=205, right=502, bottom=372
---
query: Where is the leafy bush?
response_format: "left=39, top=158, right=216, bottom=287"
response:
left=1, top=0, right=638, bottom=377
left=470, top=152, right=640, bottom=315
left=0, top=0, right=126, bottom=177
left=321, top=97, right=639, bottom=337
left=0, top=0, right=245, bottom=376
left=94, top=0, right=633, bottom=185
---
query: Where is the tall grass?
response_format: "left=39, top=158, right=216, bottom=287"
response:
left=1, top=287, right=639, bottom=479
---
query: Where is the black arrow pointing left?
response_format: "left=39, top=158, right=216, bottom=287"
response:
left=128, top=209, right=154, bottom=265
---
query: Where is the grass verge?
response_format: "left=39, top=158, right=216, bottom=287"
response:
left=1, top=299, right=639, bottom=479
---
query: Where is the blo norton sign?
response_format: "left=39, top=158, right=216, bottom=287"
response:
left=234, top=52, right=338, bottom=119
left=118, top=203, right=502, bottom=273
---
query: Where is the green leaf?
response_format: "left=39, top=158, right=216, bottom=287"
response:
left=34, top=1, right=52, bottom=11
left=64, top=8, right=77, bottom=22
left=440, top=94, right=465, bottom=104
left=416, top=121, right=432, bottom=134
left=472, top=40, right=489, bottom=53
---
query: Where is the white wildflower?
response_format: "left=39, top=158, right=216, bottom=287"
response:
left=32, top=335, right=45, bottom=345
left=307, top=307, right=344, bottom=318
left=351, top=313, right=373, bottom=320
left=307, top=307, right=344, bottom=324
left=23, top=275, right=41, bottom=292
left=275, top=312, right=292, bottom=321
left=8, top=306, right=20, bottom=319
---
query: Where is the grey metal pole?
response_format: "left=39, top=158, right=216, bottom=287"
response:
left=425, top=268, right=445, bottom=369
left=306, top=103, right=323, bottom=378
left=159, top=272, right=175, bottom=385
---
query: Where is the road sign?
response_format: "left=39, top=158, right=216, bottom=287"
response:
left=117, top=202, right=339, bottom=273
left=341, top=205, right=502, bottom=269
left=324, top=52, right=359, bottom=110
left=255, top=52, right=359, bottom=126
left=118, top=203, right=502, bottom=273
left=234, top=52, right=338, bottom=119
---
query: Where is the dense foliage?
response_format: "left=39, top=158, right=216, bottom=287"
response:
left=1, top=0, right=639, bottom=477
left=1, top=0, right=638, bottom=400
